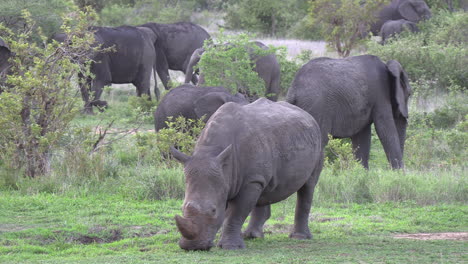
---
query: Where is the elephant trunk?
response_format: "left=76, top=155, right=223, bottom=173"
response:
left=184, top=48, right=204, bottom=84
left=395, top=115, right=408, bottom=168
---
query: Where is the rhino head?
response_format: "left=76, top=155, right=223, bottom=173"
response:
left=171, top=145, right=232, bottom=251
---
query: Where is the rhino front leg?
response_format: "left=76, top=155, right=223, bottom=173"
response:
left=243, top=204, right=271, bottom=239
left=218, top=183, right=263, bottom=249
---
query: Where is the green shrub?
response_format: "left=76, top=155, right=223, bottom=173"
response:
left=197, top=32, right=270, bottom=99
left=274, top=48, right=313, bottom=96
left=367, top=10, right=468, bottom=89
left=154, top=116, right=205, bottom=155
left=98, top=0, right=195, bottom=26
left=324, top=136, right=363, bottom=173
left=0, top=8, right=97, bottom=178
left=224, top=0, right=305, bottom=37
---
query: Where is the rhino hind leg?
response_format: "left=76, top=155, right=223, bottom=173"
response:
left=289, top=161, right=322, bottom=240
left=243, top=204, right=271, bottom=239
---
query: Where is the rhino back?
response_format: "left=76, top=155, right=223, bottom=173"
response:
left=196, top=99, right=321, bottom=204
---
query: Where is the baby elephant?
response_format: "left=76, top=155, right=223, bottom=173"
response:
left=380, top=19, right=419, bottom=44
left=153, top=84, right=247, bottom=131
left=171, top=98, right=324, bottom=250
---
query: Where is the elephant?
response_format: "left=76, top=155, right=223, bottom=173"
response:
left=0, top=38, right=12, bottom=92
left=171, top=98, right=323, bottom=250
left=139, top=22, right=211, bottom=94
left=53, top=25, right=157, bottom=114
left=153, top=84, right=247, bottom=132
left=370, top=0, right=431, bottom=35
left=286, top=55, right=412, bottom=169
left=380, top=19, right=419, bottom=44
left=184, top=41, right=280, bottom=101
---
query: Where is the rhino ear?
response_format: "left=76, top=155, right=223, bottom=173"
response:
left=399, top=1, right=420, bottom=22
left=387, top=60, right=411, bottom=119
left=170, top=146, right=191, bottom=164
left=194, top=92, right=231, bottom=121
left=216, top=145, right=232, bottom=163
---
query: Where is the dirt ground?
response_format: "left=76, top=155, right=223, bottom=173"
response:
left=393, top=232, right=468, bottom=241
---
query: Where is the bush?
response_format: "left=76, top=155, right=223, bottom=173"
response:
left=323, top=136, right=363, bottom=173
left=224, top=0, right=306, bottom=37
left=98, top=0, right=195, bottom=26
left=197, top=32, right=271, bottom=99
left=0, top=0, right=73, bottom=43
left=274, top=48, right=313, bottom=96
left=0, top=9, right=97, bottom=178
left=367, top=10, right=468, bottom=89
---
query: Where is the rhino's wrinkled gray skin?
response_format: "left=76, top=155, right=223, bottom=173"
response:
left=171, top=98, right=323, bottom=250
left=153, top=84, right=248, bottom=131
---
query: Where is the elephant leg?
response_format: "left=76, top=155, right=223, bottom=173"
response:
left=78, top=73, right=93, bottom=114
left=351, top=124, right=371, bottom=169
left=218, top=183, right=263, bottom=250
left=90, top=78, right=110, bottom=112
left=374, top=116, right=404, bottom=169
left=290, top=158, right=322, bottom=240
left=155, top=53, right=171, bottom=90
left=243, top=205, right=271, bottom=239
left=133, top=67, right=152, bottom=100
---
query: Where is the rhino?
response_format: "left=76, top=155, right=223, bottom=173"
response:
left=171, top=98, right=324, bottom=250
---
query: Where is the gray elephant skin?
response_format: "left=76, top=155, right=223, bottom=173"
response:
left=184, top=41, right=280, bottom=101
left=0, top=37, right=12, bottom=92
left=371, top=0, right=431, bottom=35
left=171, top=98, right=323, bottom=250
left=139, top=22, right=211, bottom=92
left=153, top=84, right=247, bottom=131
left=53, top=25, right=157, bottom=113
left=287, top=55, right=411, bottom=169
left=380, top=19, right=419, bottom=44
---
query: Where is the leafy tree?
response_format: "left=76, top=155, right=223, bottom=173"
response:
left=426, top=0, right=464, bottom=12
left=98, top=0, right=195, bottom=26
left=196, top=32, right=270, bottom=99
left=309, top=0, right=388, bottom=57
left=225, top=0, right=306, bottom=36
left=0, top=8, right=98, bottom=177
left=0, top=0, right=74, bottom=43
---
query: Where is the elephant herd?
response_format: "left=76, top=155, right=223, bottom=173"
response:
left=0, top=0, right=430, bottom=251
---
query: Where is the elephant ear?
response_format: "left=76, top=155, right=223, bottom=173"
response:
left=194, top=92, right=232, bottom=121
left=398, top=1, right=420, bottom=22
left=387, top=60, right=412, bottom=119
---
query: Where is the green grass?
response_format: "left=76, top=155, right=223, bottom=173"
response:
left=0, top=191, right=466, bottom=263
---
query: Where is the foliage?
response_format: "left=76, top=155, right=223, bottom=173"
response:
left=406, top=102, right=467, bottom=168
left=224, top=0, right=308, bottom=37
left=309, top=0, right=389, bottom=57
left=153, top=116, right=205, bottom=156
left=197, top=32, right=270, bottom=99
left=323, top=136, right=363, bottom=173
left=367, top=10, right=467, bottom=89
left=127, top=94, right=158, bottom=120
left=0, top=8, right=98, bottom=177
left=98, top=0, right=195, bottom=26
left=274, top=48, right=313, bottom=96
left=425, top=0, right=465, bottom=11
left=287, top=15, right=324, bottom=40
left=0, top=0, right=74, bottom=43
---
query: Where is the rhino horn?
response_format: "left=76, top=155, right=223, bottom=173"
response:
left=175, top=215, right=198, bottom=240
